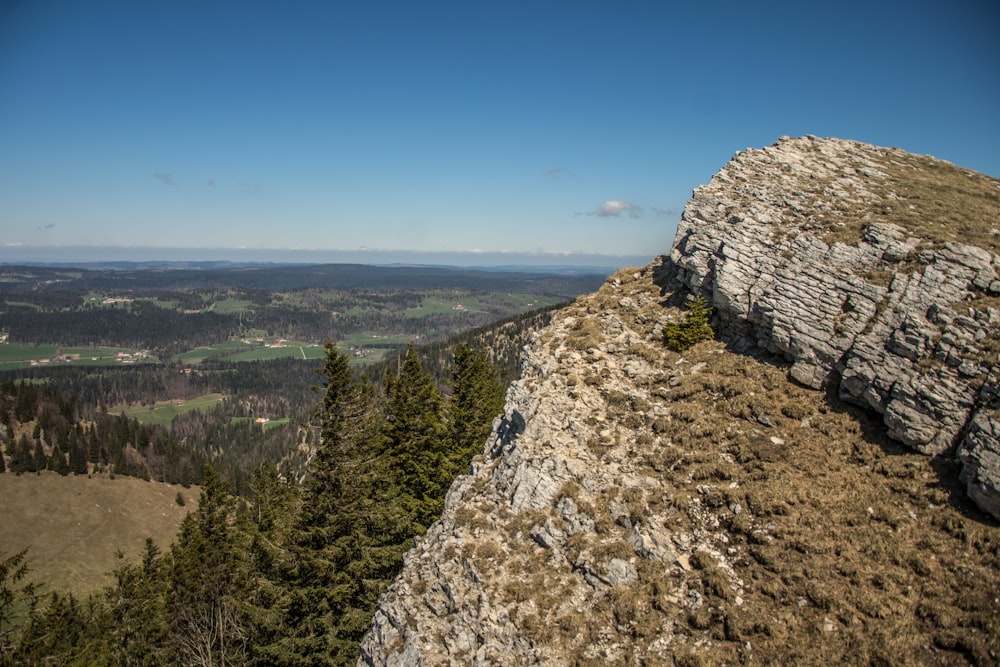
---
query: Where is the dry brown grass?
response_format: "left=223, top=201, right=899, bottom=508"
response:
left=822, top=150, right=1000, bottom=252
left=625, top=340, right=1000, bottom=664
left=0, top=471, right=196, bottom=598
left=538, top=257, right=1000, bottom=663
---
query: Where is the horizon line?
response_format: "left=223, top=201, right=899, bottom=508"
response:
left=0, top=245, right=659, bottom=269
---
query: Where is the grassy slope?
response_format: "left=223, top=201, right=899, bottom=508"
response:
left=588, top=264, right=1000, bottom=663
left=0, top=471, right=197, bottom=599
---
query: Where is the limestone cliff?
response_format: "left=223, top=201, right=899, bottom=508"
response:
left=671, top=135, right=1000, bottom=515
left=360, top=137, right=1000, bottom=665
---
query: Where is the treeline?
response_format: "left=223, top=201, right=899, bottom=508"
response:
left=3, top=358, right=320, bottom=418
left=169, top=406, right=313, bottom=495
left=1, top=287, right=558, bottom=359
left=2, top=342, right=505, bottom=665
left=0, top=381, right=206, bottom=486
left=370, top=301, right=559, bottom=391
left=0, top=376, right=316, bottom=494
left=1, top=301, right=236, bottom=356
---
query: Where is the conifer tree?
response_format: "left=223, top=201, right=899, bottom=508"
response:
left=9, top=436, right=33, bottom=474
left=51, top=445, right=70, bottom=476
left=30, top=441, right=45, bottom=474
left=83, top=538, right=173, bottom=666
left=9, top=592, right=88, bottom=665
left=385, top=344, right=446, bottom=525
left=167, top=466, right=249, bottom=666
left=664, top=295, right=715, bottom=351
left=69, top=438, right=88, bottom=475
left=0, top=548, right=38, bottom=663
left=272, top=342, right=393, bottom=665
left=446, top=342, right=504, bottom=477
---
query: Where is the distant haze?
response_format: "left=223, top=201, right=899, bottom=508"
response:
left=0, top=245, right=652, bottom=272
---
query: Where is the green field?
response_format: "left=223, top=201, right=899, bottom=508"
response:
left=137, top=297, right=178, bottom=309
left=337, top=332, right=412, bottom=365
left=174, top=341, right=254, bottom=364
left=174, top=339, right=328, bottom=364
left=220, top=343, right=325, bottom=362
left=402, top=291, right=561, bottom=317
left=231, top=416, right=292, bottom=431
left=4, top=301, right=42, bottom=310
left=206, top=298, right=253, bottom=314
left=404, top=294, right=484, bottom=317
left=2, top=288, right=564, bottom=371
left=115, top=393, right=226, bottom=427
left=504, top=293, right=561, bottom=309
left=0, top=343, right=158, bottom=370
left=339, top=332, right=413, bottom=347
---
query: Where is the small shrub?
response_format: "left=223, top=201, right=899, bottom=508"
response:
left=664, top=296, right=715, bottom=352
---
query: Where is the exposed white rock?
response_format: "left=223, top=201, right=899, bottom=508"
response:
left=669, top=135, right=1000, bottom=511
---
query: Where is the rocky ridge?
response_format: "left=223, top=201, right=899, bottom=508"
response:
left=360, top=137, right=1000, bottom=665
left=669, top=135, right=1000, bottom=517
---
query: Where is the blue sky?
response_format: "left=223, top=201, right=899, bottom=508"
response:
left=1, top=0, right=998, bottom=266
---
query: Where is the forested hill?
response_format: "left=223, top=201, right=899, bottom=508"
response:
left=0, top=262, right=606, bottom=295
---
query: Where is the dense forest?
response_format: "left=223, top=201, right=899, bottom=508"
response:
left=0, top=380, right=207, bottom=486
left=0, top=262, right=600, bottom=362
left=0, top=262, right=606, bottom=294
left=1, top=341, right=505, bottom=665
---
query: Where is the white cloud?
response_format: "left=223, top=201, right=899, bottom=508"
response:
left=590, top=200, right=642, bottom=218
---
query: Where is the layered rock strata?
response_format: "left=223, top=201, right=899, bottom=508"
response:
left=669, top=135, right=1000, bottom=516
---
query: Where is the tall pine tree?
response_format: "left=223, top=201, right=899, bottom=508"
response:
left=446, top=342, right=504, bottom=478
left=384, top=344, right=446, bottom=524
left=167, top=466, right=249, bottom=666
left=272, top=342, right=396, bottom=666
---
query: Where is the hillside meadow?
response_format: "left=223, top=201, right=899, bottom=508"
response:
left=0, top=471, right=197, bottom=599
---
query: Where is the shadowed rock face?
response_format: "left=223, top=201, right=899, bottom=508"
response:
left=360, top=137, right=1000, bottom=666
left=669, top=135, right=1000, bottom=515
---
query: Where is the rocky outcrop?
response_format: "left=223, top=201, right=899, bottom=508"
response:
left=360, top=266, right=756, bottom=664
left=360, top=137, right=1000, bottom=665
left=669, top=135, right=1000, bottom=514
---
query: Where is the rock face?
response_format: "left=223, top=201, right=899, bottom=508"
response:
left=668, top=135, right=1000, bottom=513
left=360, top=266, right=753, bottom=665
left=360, top=137, right=1000, bottom=665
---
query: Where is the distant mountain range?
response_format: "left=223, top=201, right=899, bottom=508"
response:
left=0, top=261, right=612, bottom=295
